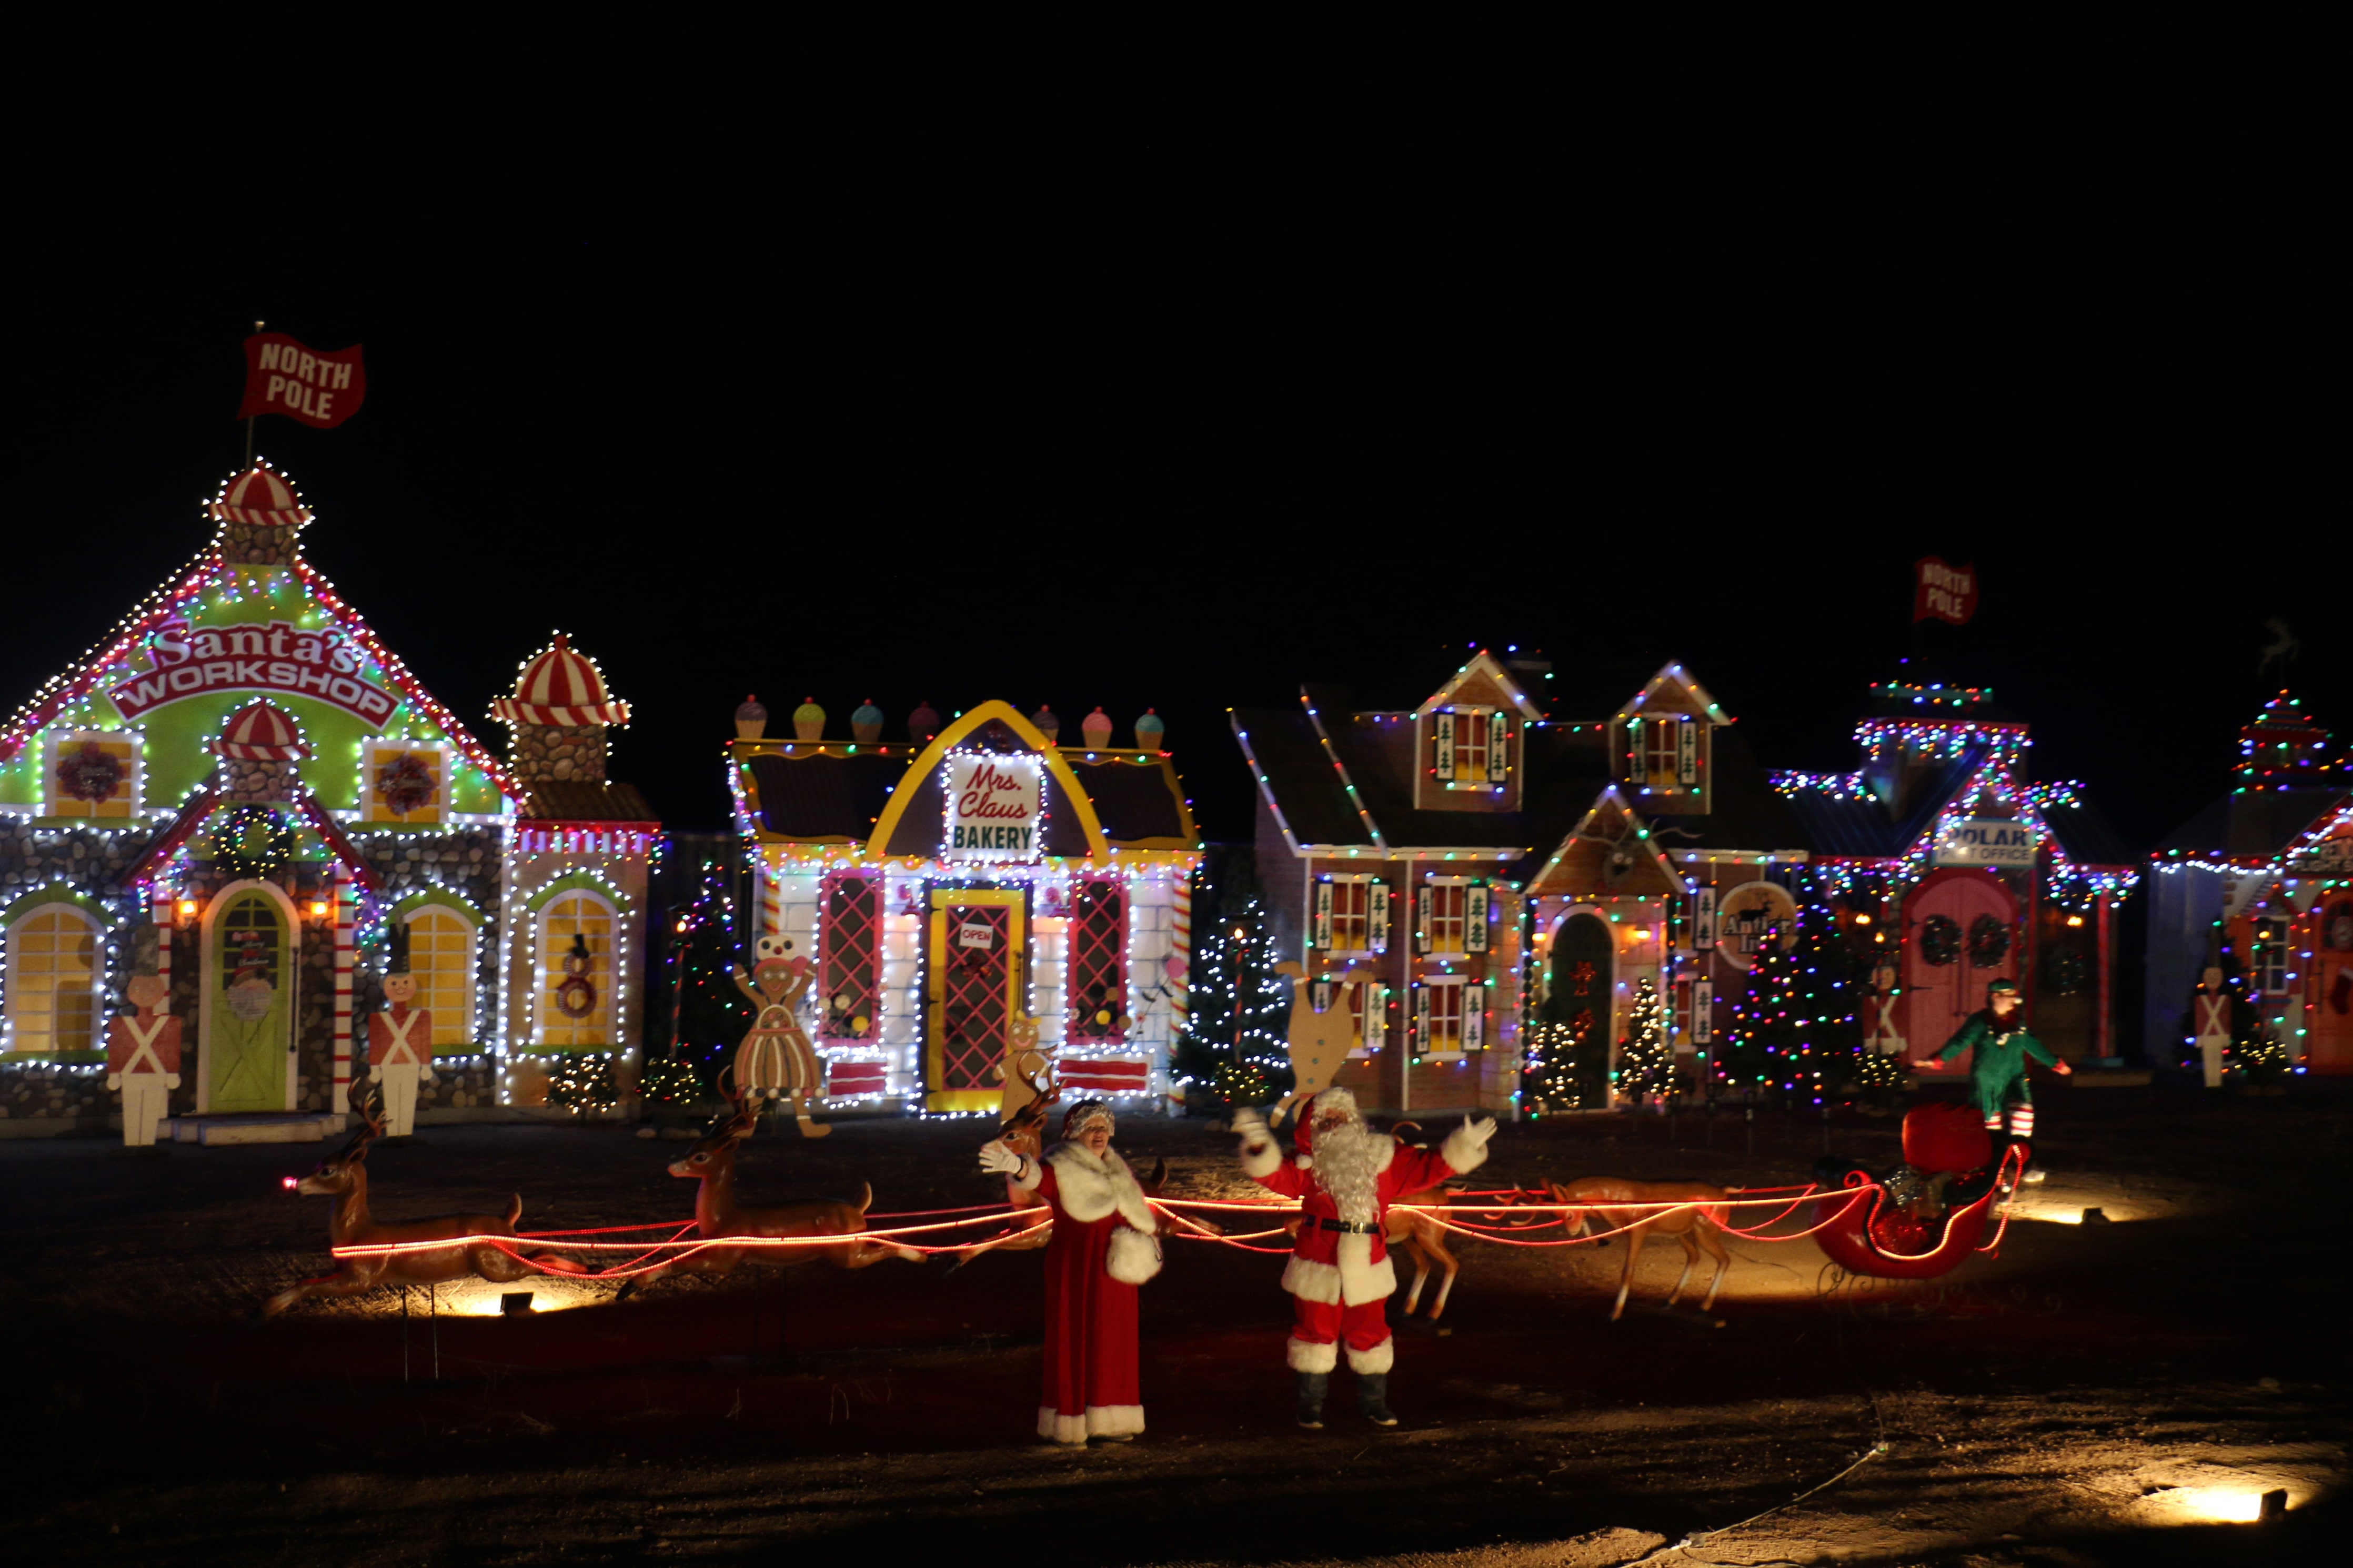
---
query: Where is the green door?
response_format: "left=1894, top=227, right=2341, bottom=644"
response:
left=209, top=891, right=289, bottom=1112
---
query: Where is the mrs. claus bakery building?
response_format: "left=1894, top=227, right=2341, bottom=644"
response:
left=1237, top=652, right=2137, bottom=1115
left=0, top=464, right=656, bottom=1139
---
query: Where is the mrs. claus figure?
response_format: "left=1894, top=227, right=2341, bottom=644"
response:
left=980, top=1099, right=1162, bottom=1444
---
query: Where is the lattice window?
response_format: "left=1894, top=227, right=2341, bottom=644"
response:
left=404, top=906, right=476, bottom=1046
left=1067, top=880, right=1128, bottom=1040
left=938, top=904, right=1012, bottom=1091
left=820, top=874, right=880, bottom=1040
left=6, top=905, right=100, bottom=1054
left=539, top=892, right=613, bottom=1047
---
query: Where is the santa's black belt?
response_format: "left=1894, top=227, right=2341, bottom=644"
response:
left=1318, top=1219, right=1379, bottom=1235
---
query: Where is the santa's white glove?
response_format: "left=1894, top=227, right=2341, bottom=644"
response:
left=1230, top=1106, right=1268, bottom=1146
left=978, top=1140, right=1023, bottom=1177
left=1460, top=1114, right=1498, bottom=1147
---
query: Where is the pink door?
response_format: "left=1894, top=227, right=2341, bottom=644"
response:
left=1902, top=871, right=2019, bottom=1064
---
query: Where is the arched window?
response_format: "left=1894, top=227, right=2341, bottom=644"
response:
left=538, top=891, right=614, bottom=1047
left=404, top=905, right=477, bottom=1047
left=8, top=904, right=102, bottom=1055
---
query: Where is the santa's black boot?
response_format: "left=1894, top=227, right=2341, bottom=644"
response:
left=1295, top=1373, right=1329, bottom=1430
left=1356, top=1373, right=1399, bottom=1428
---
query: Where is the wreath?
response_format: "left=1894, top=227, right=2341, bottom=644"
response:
left=1968, top=914, right=2013, bottom=968
left=1919, top=915, right=1962, bottom=967
left=55, top=741, right=125, bottom=803
left=374, top=751, right=439, bottom=817
left=210, top=804, right=296, bottom=878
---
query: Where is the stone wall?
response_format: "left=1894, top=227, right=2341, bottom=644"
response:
left=221, top=757, right=302, bottom=803
left=0, top=1061, right=108, bottom=1126
left=510, top=724, right=607, bottom=783
left=218, top=522, right=299, bottom=568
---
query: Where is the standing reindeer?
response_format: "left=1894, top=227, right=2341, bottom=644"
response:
left=263, top=1092, right=580, bottom=1317
left=613, top=1094, right=922, bottom=1299
left=1550, top=1176, right=1733, bottom=1320
left=1381, top=1121, right=1465, bottom=1326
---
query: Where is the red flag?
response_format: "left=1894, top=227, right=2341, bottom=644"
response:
left=236, top=332, right=367, bottom=429
left=1913, top=557, right=1977, bottom=625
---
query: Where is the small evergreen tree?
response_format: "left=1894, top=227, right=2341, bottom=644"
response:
left=1171, top=875, right=1290, bottom=1104
left=1720, top=896, right=1861, bottom=1102
left=1615, top=974, right=1673, bottom=1100
left=660, top=867, right=755, bottom=1098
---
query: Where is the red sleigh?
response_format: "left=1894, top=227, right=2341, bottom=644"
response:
left=1812, top=1101, right=2016, bottom=1280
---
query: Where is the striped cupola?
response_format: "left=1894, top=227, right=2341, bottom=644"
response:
left=208, top=462, right=314, bottom=566
left=491, top=634, right=630, bottom=727
left=491, top=633, right=629, bottom=785
left=209, top=699, right=312, bottom=760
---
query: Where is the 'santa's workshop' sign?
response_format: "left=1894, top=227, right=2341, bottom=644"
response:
left=108, top=619, right=399, bottom=726
left=944, top=755, right=1042, bottom=860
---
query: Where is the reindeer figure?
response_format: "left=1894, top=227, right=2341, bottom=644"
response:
left=1550, top=1176, right=1733, bottom=1321
left=1268, top=960, right=1362, bottom=1126
left=1381, top=1121, right=1465, bottom=1325
left=263, top=1092, right=579, bottom=1317
left=613, top=1094, right=922, bottom=1300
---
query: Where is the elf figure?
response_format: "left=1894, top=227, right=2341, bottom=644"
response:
left=733, top=934, right=828, bottom=1137
left=1921, top=976, right=2070, bottom=1182
left=106, top=925, right=180, bottom=1148
left=367, top=923, right=435, bottom=1138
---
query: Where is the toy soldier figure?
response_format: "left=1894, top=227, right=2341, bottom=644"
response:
left=107, top=925, right=180, bottom=1149
left=2192, top=965, right=2233, bottom=1089
left=1921, top=976, right=2070, bottom=1182
left=368, top=924, right=435, bottom=1138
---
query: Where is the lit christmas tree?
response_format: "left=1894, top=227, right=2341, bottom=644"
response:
left=1172, top=885, right=1290, bottom=1103
left=648, top=865, right=754, bottom=1102
left=1719, top=896, right=1861, bottom=1102
left=1615, top=974, right=1673, bottom=1101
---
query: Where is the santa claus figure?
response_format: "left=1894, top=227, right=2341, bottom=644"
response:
left=367, top=924, right=435, bottom=1138
left=106, top=925, right=180, bottom=1148
left=1233, top=1087, right=1494, bottom=1429
left=979, top=1099, right=1162, bottom=1445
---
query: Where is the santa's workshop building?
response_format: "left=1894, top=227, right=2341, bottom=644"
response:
left=0, top=465, right=658, bottom=1139
left=2145, top=692, right=2353, bottom=1074
left=728, top=697, right=1201, bottom=1114
left=1237, top=652, right=2139, bottom=1115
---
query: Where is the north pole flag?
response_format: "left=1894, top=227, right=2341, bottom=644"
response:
left=236, top=332, right=367, bottom=429
left=1913, top=557, right=1978, bottom=625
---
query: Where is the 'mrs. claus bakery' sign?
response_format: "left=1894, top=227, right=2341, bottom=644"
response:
left=944, top=755, right=1042, bottom=860
left=108, top=619, right=398, bottom=725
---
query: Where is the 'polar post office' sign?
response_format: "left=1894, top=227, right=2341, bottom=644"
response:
left=944, top=755, right=1042, bottom=861
left=1934, top=818, right=2038, bottom=868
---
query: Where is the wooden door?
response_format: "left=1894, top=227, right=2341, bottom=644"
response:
left=1901, top=871, right=2018, bottom=1064
left=205, top=888, right=291, bottom=1113
left=927, top=891, right=1024, bottom=1113
left=2310, top=897, right=2353, bottom=1074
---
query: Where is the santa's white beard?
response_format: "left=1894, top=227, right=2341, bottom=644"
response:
left=1314, top=1118, right=1383, bottom=1226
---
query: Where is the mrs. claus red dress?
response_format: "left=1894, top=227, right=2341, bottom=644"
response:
left=1018, top=1141, right=1161, bottom=1443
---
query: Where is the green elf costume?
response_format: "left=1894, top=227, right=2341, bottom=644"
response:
left=1923, top=977, right=2070, bottom=1179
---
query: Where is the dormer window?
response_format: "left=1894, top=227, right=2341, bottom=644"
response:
left=1433, top=709, right=1511, bottom=790
left=1624, top=714, right=1702, bottom=798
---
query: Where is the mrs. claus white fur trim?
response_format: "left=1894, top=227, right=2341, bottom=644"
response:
left=1043, top=1142, right=1157, bottom=1233
left=1108, top=1226, right=1162, bottom=1284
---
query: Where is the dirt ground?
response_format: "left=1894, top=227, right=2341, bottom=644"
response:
left=2, top=1083, right=2347, bottom=1566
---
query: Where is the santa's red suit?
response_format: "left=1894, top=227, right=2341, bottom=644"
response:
left=1004, top=1108, right=1163, bottom=1444
left=1237, top=1088, right=1491, bottom=1384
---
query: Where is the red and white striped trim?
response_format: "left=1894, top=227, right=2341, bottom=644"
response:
left=827, top=1059, right=889, bottom=1097
left=331, top=879, right=354, bottom=1114
left=207, top=464, right=313, bottom=529
left=490, top=633, right=629, bottom=726
left=210, top=699, right=311, bottom=760
left=1058, top=1057, right=1152, bottom=1095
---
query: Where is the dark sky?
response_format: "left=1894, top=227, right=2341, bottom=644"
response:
left=8, top=74, right=2337, bottom=853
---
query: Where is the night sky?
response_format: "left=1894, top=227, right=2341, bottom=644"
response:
left=12, top=86, right=2337, bottom=853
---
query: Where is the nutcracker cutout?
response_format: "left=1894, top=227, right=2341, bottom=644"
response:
left=2193, top=965, right=2233, bottom=1088
left=368, top=923, right=435, bottom=1138
left=733, top=934, right=828, bottom=1137
left=107, top=925, right=180, bottom=1148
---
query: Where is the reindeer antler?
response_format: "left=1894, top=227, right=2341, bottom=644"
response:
left=339, top=1084, right=386, bottom=1161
